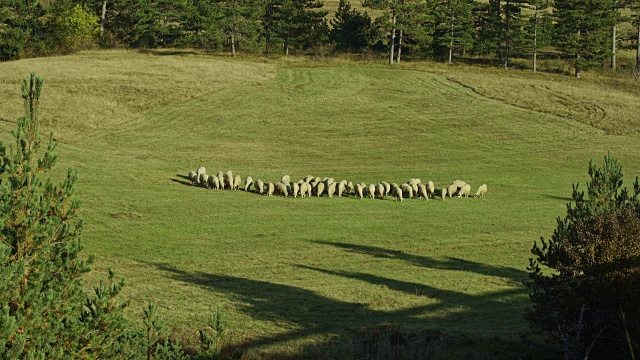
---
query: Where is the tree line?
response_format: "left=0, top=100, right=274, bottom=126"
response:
left=1, top=0, right=640, bottom=74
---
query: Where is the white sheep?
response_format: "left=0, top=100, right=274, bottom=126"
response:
left=392, top=184, right=403, bottom=202
left=304, top=175, right=315, bottom=183
left=216, top=172, right=224, bottom=189
left=337, top=182, right=346, bottom=197
left=346, top=181, right=354, bottom=195
left=196, top=166, right=206, bottom=177
left=316, top=182, right=326, bottom=197
left=474, top=184, right=488, bottom=198
left=233, top=175, right=242, bottom=190
left=244, top=176, right=254, bottom=191
left=300, top=182, right=309, bottom=198
left=355, top=184, right=364, bottom=199
left=292, top=182, right=300, bottom=198
left=224, top=170, right=234, bottom=190
left=447, top=183, right=458, bottom=198
left=381, top=182, right=391, bottom=197
left=368, top=184, right=376, bottom=199
left=255, top=179, right=264, bottom=194
left=327, top=182, right=337, bottom=198
left=207, top=175, right=217, bottom=189
left=427, top=181, right=435, bottom=198
left=441, top=188, right=447, bottom=201
left=281, top=175, right=290, bottom=185
left=458, top=184, right=471, bottom=198
left=267, top=182, right=275, bottom=196
left=401, top=183, right=414, bottom=199
left=276, top=182, right=288, bottom=197
left=199, top=173, right=209, bottom=188
left=376, top=183, right=385, bottom=199
left=418, top=183, right=429, bottom=200
left=306, top=182, right=312, bottom=197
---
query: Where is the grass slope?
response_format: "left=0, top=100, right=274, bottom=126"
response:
left=1, top=51, right=639, bottom=356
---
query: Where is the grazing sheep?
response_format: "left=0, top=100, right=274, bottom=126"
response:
left=355, top=184, right=364, bottom=199
left=441, top=188, right=447, bottom=201
left=199, top=173, right=209, bottom=188
left=292, top=182, right=300, bottom=198
left=244, top=176, right=254, bottom=192
left=392, top=184, right=403, bottom=202
left=381, top=182, right=391, bottom=196
left=368, top=184, right=376, bottom=199
left=285, top=183, right=292, bottom=196
left=224, top=170, right=234, bottom=190
left=453, top=180, right=467, bottom=192
left=276, top=182, right=289, bottom=197
left=233, top=175, right=242, bottom=190
left=474, top=184, right=488, bottom=198
left=297, top=179, right=304, bottom=186
left=314, top=177, right=322, bottom=184
left=409, top=182, right=419, bottom=196
left=359, top=182, right=367, bottom=189
left=346, top=181, right=354, bottom=195
left=418, top=183, right=429, bottom=200
left=458, top=184, right=471, bottom=198
left=337, top=182, right=346, bottom=197
left=208, top=175, right=217, bottom=189
left=304, top=175, right=314, bottom=183
left=188, top=171, right=197, bottom=185
left=316, top=182, right=326, bottom=197
left=376, top=183, right=385, bottom=199
left=300, top=182, right=309, bottom=198
left=267, top=182, right=275, bottom=196
left=427, top=181, right=435, bottom=198
left=327, top=182, right=337, bottom=198
left=401, top=183, right=414, bottom=199
left=196, top=166, right=206, bottom=177
left=325, top=178, right=335, bottom=188
left=255, top=179, right=264, bottom=194
left=216, top=172, right=224, bottom=189
left=281, top=175, right=290, bottom=186
left=306, top=182, right=312, bottom=197
left=447, top=183, right=458, bottom=198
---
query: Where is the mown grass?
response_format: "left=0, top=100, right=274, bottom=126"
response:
left=1, top=50, right=639, bottom=357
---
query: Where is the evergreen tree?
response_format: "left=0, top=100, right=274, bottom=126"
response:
left=216, top=0, right=263, bottom=55
left=330, top=0, right=375, bottom=52
left=434, top=0, right=474, bottom=63
left=554, top=0, right=617, bottom=77
left=364, top=0, right=401, bottom=64
left=526, top=154, right=640, bottom=358
left=270, top=0, right=328, bottom=54
left=393, top=0, right=435, bottom=62
left=521, top=0, right=552, bottom=72
left=472, top=0, right=502, bottom=60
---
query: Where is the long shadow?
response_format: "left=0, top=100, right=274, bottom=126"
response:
left=312, top=241, right=528, bottom=284
left=543, top=194, right=573, bottom=202
left=149, top=262, right=529, bottom=353
left=170, top=178, right=191, bottom=186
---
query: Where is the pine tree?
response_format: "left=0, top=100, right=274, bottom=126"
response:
left=270, top=0, right=328, bottom=55
left=434, top=0, right=474, bottom=63
left=554, top=0, right=617, bottom=77
left=521, top=0, right=552, bottom=72
left=526, top=154, right=640, bottom=358
left=0, top=73, right=162, bottom=359
left=394, top=0, right=435, bottom=62
left=330, top=0, right=375, bottom=52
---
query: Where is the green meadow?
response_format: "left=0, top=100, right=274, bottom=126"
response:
left=1, top=50, right=639, bottom=356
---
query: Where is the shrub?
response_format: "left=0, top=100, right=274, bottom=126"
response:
left=526, top=154, right=640, bottom=359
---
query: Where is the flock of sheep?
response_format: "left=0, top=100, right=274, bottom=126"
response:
left=187, top=166, right=488, bottom=201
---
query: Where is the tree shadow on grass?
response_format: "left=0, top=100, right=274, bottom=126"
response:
left=543, top=194, right=573, bottom=202
left=149, top=260, right=530, bottom=356
left=312, top=241, right=528, bottom=285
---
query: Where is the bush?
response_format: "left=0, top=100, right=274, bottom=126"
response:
left=526, top=154, right=640, bottom=359
left=53, top=4, right=100, bottom=52
left=0, top=73, right=188, bottom=359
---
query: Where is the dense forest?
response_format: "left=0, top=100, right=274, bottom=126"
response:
left=1, top=0, right=640, bottom=75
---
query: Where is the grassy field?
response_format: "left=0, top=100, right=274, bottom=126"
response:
left=1, top=50, right=640, bottom=357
